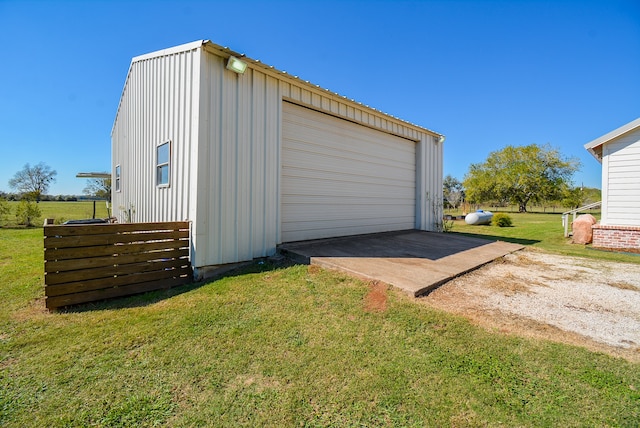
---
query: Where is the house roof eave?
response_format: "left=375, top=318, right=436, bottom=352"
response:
left=584, top=117, right=640, bottom=162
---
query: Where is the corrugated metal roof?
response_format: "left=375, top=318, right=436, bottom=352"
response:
left=131, top=40, right=205, bottom=62
left=113, top=40, right=444, bottom=140
left=202, top=41, right=443, bottom=138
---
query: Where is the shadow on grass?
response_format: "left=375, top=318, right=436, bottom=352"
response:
left=60, top=256, right=298, bottom=313
left=449, top=231, right=540, bottom=246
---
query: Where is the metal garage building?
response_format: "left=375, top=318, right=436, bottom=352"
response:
left=111, top=40, right=444, bottom=278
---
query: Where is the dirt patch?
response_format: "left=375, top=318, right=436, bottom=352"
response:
left=11, top=297, right=50, bottom=322
left=421, top=249, right=640, bottom=362
left=307, top=265, right=323, bottom=275
left=364, top=281, right=388, bottom=312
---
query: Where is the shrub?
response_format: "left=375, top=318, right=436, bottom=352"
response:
left=15, top=200, right=42, bottom=227
left=492, top=212, right=513, bottom=227
left=54, top=217, right=68, bottom=225
left=0, top=197, right=11, bottom=226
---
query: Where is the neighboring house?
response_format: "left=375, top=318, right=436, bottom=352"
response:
left=111, top=40, right=444, bottom=278
left=584, top=117, right=640, bottom=251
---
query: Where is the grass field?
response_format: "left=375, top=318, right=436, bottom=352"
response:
left=1, top=203, right=639, bottom=426
left=1, top=200, right=111, bottom=227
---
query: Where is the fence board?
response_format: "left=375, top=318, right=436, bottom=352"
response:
left=44, top=221, right=193, bottom=310
left=45, top=222, right=190, bottom=237
left=45, top=267, right=193, bottom=297
left=45, top=240, right=188, bottom=261
left=44, top=229, right=189, bottom=249
left=45, top=248, right=188, bottom=273
left=45, top=258, right=190, bottom=285
left=45, top=277, right=190, bottom=309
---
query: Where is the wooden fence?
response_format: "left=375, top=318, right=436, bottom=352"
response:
left=44, top=221, right=192, bottom=310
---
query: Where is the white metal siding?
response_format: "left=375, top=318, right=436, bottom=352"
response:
left=113, top=41, right=444, bottom=268
left=194, top=53, right=281, bottom=266
left=111, top=48, right=200, bottom=226
left=281, top=102, right=416, bottom=242
left=602, top=129, right=640, bottom=226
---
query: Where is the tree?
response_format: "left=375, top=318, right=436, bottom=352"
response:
left=443, top=174, right=464, bottom=210
left=9, top=162, right=57, bottom=202
left=463, top=144, right=580, bottom=212
left=15, top=200, right=41, bottom=227
left=561, top=186, right=601, bottom=209
left=0, top=197, right=10, bottom=226
left=562, top=186, right=585, bottom=209
left=582, top=187, right=602, bottom=205
left=83, top=178, right=112, bottom=201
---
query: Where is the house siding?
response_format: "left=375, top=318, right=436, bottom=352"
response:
left=601, top=128, right=640, bottom=226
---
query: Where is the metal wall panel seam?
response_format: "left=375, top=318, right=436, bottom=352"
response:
left=193, top=47, right=208, bottom=267
left=215, top=55, right=225, bottom=263
left=234, top=65, right=242, bottom=261
left=261, top=72, right=272, bottom=256
left=177, top=52, right=186, bottom=221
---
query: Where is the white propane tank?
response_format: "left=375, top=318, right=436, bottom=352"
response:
left=465, top=210, right=493, bottom=225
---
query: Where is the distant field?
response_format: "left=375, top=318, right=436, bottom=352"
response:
left=1, top=201, right=111, bottom=226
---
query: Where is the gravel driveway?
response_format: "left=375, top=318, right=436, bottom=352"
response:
left=421, top=249, right=640, bottom=362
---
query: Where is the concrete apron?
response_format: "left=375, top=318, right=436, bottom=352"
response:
left=279, top=230, right=524, bottom=297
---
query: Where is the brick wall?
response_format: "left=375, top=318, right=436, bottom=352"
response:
left=592, top=224, right=640, bottom=252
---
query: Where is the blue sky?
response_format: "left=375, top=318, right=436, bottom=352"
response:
left=1, top=0, right=638, bottom=195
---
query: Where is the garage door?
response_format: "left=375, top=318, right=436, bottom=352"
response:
left=281, top=102, right=416, bottom=242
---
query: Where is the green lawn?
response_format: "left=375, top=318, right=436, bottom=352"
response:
left=1, top=205, right=639, bottom=426
left=447, top=209, right=640, bottom=264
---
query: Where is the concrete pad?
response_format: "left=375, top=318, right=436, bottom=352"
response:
left=279, top=230, right=524, bottom=296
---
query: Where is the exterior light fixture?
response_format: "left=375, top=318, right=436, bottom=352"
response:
left=226, top=56, right=247, bottom=74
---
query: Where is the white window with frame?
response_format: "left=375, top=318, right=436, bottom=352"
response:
left=115, top=165, right=121, bottom=192
left=156, top=141, right=171, bottom=187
